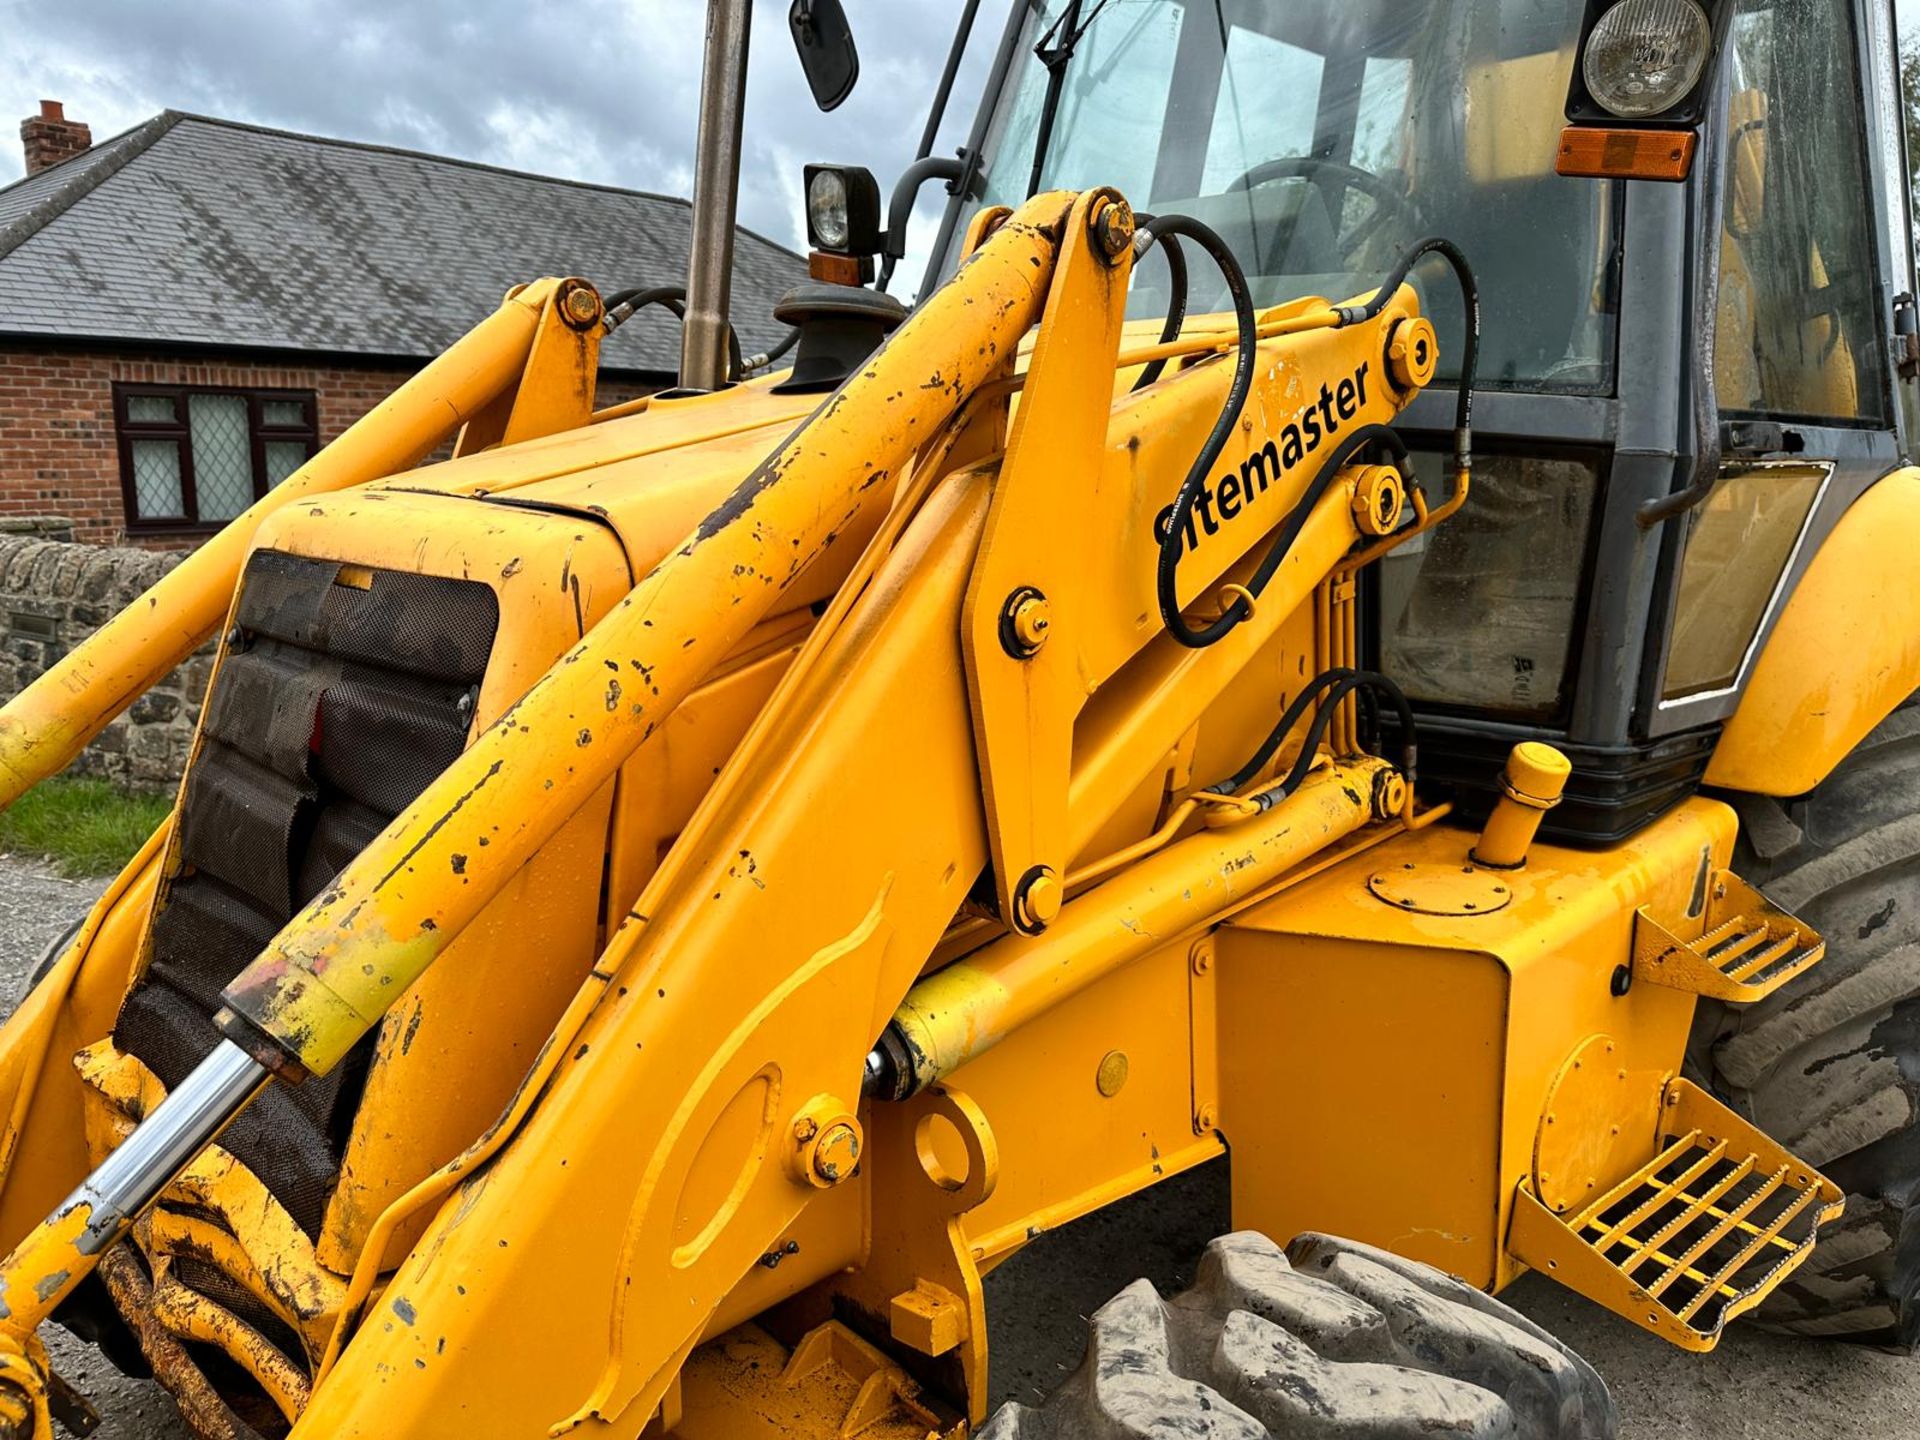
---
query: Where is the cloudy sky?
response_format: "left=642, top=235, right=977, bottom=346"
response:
left=6, top=0, right=1920, bottom=295
left=0, top=0, right=1004, bottom=294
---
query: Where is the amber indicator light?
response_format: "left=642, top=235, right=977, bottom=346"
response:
left=1556, top=125, right=1697, bottom=182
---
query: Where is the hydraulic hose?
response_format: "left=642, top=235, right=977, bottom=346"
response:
left=1207, top=667, right=1417, bottom=803
left=1141, top=212, right=1260, bottom=648
left=603, top=283, right=745, bottom=380
left=1129, top=218, right=1189, bottom=393
left=740, top=324, right=800, bottom=375
left=1330, top=235, right=1479, bottom=476
left=1144, top=229, right=1480, bottom=651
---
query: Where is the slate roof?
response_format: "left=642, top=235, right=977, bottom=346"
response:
left=0, top=112, right=805, bottom=376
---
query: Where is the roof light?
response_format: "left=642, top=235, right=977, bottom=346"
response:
left=1582, top=0, right=1713, bottom=119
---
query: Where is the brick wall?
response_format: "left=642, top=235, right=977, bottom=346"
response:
left=0, top=343, right=657, bottom=548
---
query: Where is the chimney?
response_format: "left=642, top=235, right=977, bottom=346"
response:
left=21, top=101, right=91, bottom=177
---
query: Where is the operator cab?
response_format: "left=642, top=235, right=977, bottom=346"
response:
left=917, top=0, right=1914, bottom=843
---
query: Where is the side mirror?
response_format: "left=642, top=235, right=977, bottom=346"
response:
left=790, top=0, right=860, bottom=112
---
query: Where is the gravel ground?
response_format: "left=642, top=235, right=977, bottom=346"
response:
left=0, top=857, right=190, bottom=1440
left=2, top=856, right=1916, bottom=1439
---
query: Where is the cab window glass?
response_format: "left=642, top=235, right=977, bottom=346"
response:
left=1378, top=450, right=1603, bottom=720
left=967, top=0, right=1618, bottom=392
left=1014, top=3, right=1186, bottom=208
left=1198, top=29, right=1325, bottom=192
left=1715, top=0, right=1888, bottom=422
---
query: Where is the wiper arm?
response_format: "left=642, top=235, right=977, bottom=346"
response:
left=1025, top=0, right=1113, bottom=198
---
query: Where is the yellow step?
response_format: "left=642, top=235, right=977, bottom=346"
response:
left=1508, top=1078, right=1843, bottom=1351
left=1632, top=869, right=1823, bottom=1003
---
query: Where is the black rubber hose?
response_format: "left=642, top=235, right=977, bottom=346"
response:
left=1204, top=667, right=1416, bottom=805
left=1149, top=231, right=1478, bottom=652
left=1144, top=212, right=1260, bottom=648
left=1207, top=669, right=1354, bottom=796
left=1330, top=235, right=1479, bottom=471
left=1277, top=670, right=1416, bottom=797
left=1244, top=423, right=1409, bottom=602
left=602, top=285, right=688, bottom=317
left=1130, top=220, right=1189, bottom=393
left=602, top=284, right=744, bottom=380
left=745, top=325, right=801, bottom=373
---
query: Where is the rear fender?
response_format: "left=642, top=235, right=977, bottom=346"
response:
left=1707, top=466, right=1920, bottom=796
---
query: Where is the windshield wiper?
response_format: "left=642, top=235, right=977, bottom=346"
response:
left=1026, top=0, right=1113, bottom=198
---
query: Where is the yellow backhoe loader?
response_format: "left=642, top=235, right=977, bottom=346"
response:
left=0, top=0, right=1915, bottom=1435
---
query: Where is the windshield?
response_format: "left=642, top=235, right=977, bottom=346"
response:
left=955, top=0, right=1618, bottom=391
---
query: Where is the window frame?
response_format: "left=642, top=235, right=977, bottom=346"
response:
left=1364, top=435, right=1616, bottom=731
left=113, top=383, right=319, bottom=535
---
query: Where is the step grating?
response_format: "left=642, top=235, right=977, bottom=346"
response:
left=1509, top=1078, right=1843, bottom=1351
left=1632, top=869, right=1823, bottom=1003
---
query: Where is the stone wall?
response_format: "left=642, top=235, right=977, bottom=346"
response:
left=0, top=534, right=206, bottom=790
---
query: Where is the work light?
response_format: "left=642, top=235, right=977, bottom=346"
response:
left=804, top=163, right=881, bottom=255
left=1581, top=0, right=1713, bottom=118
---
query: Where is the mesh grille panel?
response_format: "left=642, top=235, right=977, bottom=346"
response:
left=316, top=671, right=471, bottom=815
left=115, top=550, right=499, bottom=1241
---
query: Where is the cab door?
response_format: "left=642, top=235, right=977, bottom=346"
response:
left=1650, top=0, right=1907, bottom=730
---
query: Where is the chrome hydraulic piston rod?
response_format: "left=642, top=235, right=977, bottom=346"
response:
left=0, top=1042, right=266, bottom=1343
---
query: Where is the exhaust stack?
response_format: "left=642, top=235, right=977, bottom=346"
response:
left=679, top=0, right=752, bottom=392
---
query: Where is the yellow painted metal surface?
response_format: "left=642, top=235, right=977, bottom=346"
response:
left=1631, top=868, right=1825, bottom=1004
left=674, top=1321, right=961, bottom=1440
left=1508, top=1077, right=1844, bottom=1351
left=964, top=189, right=1134, bottom=928
left=220, top=194, right=1080, bottom=1080
left=1469, top=741, right=1571, bottom=869
left=1709, top=466, right=1920, bottom=794
left=243, top=492, right=633, bottom=1270
left=0, top=152, right=1825, bottom=1440
left=940, top=939, right=1224, bottom=1269
left=890, top=758, right=1391, bottom=1091
left=1211, top=799, right=1739, bottom=1291
left=0, top=823, right=168, bottom=1250
left=289, top=468, right=1002, bottom=1439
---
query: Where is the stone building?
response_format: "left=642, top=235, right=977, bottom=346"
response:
left=0, top=103, right=803, bottom=546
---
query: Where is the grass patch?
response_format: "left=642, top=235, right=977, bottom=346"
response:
left=0, top=777, right=172, bottom=878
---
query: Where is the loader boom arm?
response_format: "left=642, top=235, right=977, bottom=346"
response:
left=0, top=189, right=1443, bottom=1436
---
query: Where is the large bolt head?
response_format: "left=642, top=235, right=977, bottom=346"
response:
left=811, top=1121, right=862, bottom=1184
left=559, top=282, right=603, bottom=330
left=1016, top=869, right=1063, bottom=930
left=1090, top=197, right=1135, bottom=263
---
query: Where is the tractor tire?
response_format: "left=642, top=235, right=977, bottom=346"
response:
left=1695, top=699, right=1920, bottom=1347
left=978, top=1231, right=1616, bottom=1439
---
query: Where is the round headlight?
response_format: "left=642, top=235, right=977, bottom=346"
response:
left=1583, top=0, right=1713, bottom=118
left=808, top=168, right=851, bottom=251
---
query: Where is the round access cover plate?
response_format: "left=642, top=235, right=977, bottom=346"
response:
left=1366, top=862, right=1514, bottom=916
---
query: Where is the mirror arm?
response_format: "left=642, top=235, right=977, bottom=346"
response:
left=883, top=157, right=969, bottom=263
left=878, top=153, right=981, bottom=293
